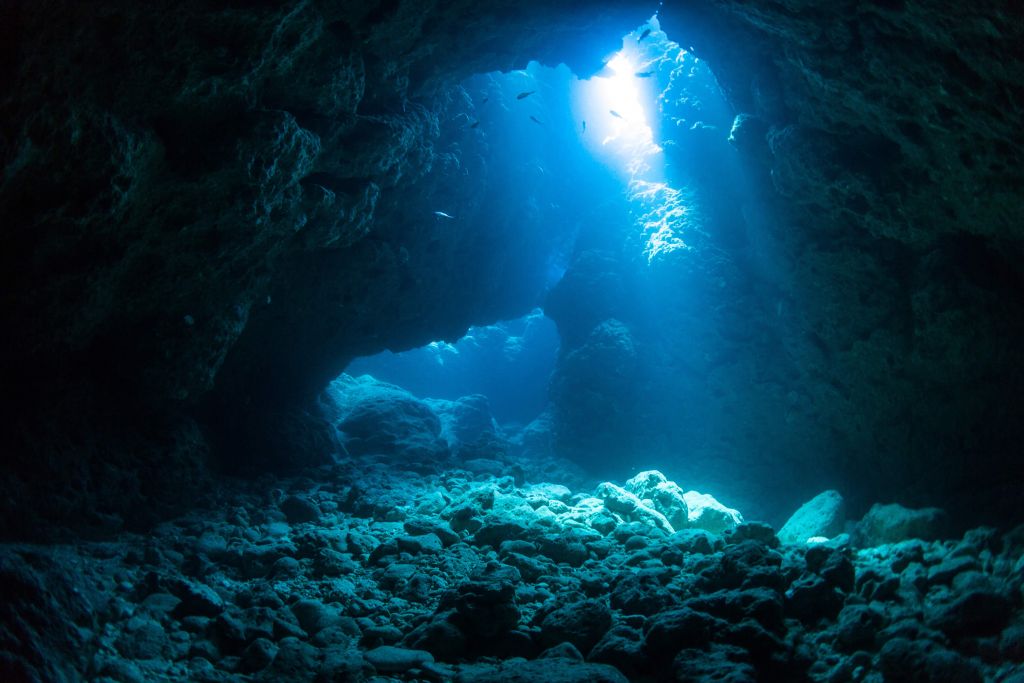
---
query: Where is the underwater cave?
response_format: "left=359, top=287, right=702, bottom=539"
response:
left=2, top=2, right=1024, bottom=681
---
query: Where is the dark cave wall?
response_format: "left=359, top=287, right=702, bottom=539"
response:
left=543, top=0, right=1024, bottom=525
left=0, top=0, right=645, bottom=535
left=1, top=0, right=1022, bottom=536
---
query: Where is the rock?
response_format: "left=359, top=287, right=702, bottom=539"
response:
left=683, top=491, right=743, bottom=533
left=595, top=482, right=674, bottom=534
left=396, top=533, right=444, bottom=554
left=114, top=616, right=168, bottom=659
left=445, top=563, right=521, bottom=647
left=405, top=617, right=468, bottom=660
left=927, top=555, right=978, bottom=585
left=290, top=599, right=338, bottom=636
left=834, top=604, right=886, bottom=652
left=364, top=645, right=434, bottom=673
left=335, top=378, right=449, bottom=460
left=539, top=599, right=612, bottom=655
left=454, top=659, right=629, bottom=683
left=539, top=641, right=584, bottom=661
left=778, top=490, right=845, bottom=545
left=610, top=573, right=676, bottom=616
left=588, top=625, right=645, bottom=678
left=725, top=521, right=779, bottom=548
left=856, top=503, right=948, bottom=546
left=239, top=637, right=277, bottom=673
left=784, top=574, right=844, bottom=625
left=644, top=607, right=728, bottom=662
left=263, top=637, right=318, bottom=679
left=168, top=579, right=225, bottom=618
left=927, top=588, right=1013, bottom=637
left=279, top=495, right=320, bottom=524
left=673, top=644, right=757, bottom=683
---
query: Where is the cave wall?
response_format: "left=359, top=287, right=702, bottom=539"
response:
left=0, top=0, right=646, bottom=536
left=2, top=0, right=1022, bottom=536
left=543, top=1, right=1024, bottom=526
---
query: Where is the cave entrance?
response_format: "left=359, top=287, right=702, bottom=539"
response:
left=323, top=16, right=745, bottom=498
left=343, top=310, right=559, bottom=428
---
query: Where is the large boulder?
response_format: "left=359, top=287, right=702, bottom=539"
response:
left=327, top=375, right=448, bottom=461
left=778, top=490, right=846, bottom=545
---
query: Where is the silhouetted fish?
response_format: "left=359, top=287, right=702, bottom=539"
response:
left=469, top=120, right=480, bottom=129
left=582, top=120, right=586, bottom=133
left=434, top=211, right=455, bottom=219
left=638, top=28, right=651, bottom=42
left=635, top=71, right=654, bottom=78
left=529, top=115, right=543, bottom=125
left=517, top=90, right=536, bottom=100
left=482, top=96, right=489, bottom=103
left=609, top=110, right=623, bottom=119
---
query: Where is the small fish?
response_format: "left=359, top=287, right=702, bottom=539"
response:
left=634, top=71, right=654, bottom=78
left=638, top=28, right=651, bottom=42
left=609, top=109, right=623, bottom=119
left=529, top=115, right=543, bottom=125
left=481, top=96, right=489, bottom=103
left=434, top=211, right=455, bottom=219
left=582, top=120, right=586, bottom=133
left=469, top=120, right=480, bottom=129
left=516, top=90, right=536, bottom=100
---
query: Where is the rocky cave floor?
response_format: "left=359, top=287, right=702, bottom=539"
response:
left=4, top=444, right=1024, bottom=683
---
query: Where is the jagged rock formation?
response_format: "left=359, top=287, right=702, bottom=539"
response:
left=2, top=0, right=1023, bottom=538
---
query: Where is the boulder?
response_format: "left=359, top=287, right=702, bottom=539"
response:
left=331, top=376, right=449, bottom=460
left=595, top=482, right=674, bottom=534
left=777, top=490, right=845, bottom=545
left=683, top=491, right=743, bottom=533
left=856, top=503, right=948, bottom=546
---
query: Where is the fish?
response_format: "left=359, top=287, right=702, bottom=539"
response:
left=634, top=71, right=654, bottom=78
left=469, top=120, right=480, bottom=129
left=609, top=110, right=623, bottom=119
left=638, top=28, right=651, bottom=42
left=482, top=96, right=489, bottom=103
left=582, top=120, right=586, bottom=133
left=529, top=115, right=543, bottom=125
left=434, top=211, right=455, bottom=219
left=516, top=90, right=536, bottom=100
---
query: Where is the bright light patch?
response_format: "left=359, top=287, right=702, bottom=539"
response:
left=573, top=45, right=662, bottom=179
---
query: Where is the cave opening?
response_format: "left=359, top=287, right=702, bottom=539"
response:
left=6, top=3, right=1024, bottom=680
left=331, top=18, right=754, bottom=515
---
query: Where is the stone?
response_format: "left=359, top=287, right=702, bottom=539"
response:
left=777, top=490, right=845, bottom=545
left=673, top=644, right=757, bottom=683
left=539, top=599, right=612, bottom=655
left=239, top=637, right=277, bottom=673
left=595, top=482, right=674, bottom=534
left=926, top=588, right=1013, bottom=638
left=334, top=378, right=449, bottom=460
left=364, top=645, right=434, bottom=673
left=856, top=503, right=948, bottom=546
left=168, top=579, right=224, bottom=618
left=279, top=495, right=320, bottom=524
left=644, top=607, right=728, bottom=662
left=683, top=491, right=743, bottom=533
left=454, top=659, right=629, bottom=683
left=834, top=604, right=886, bottom=652
left=396, top=533, right=444, bottom=555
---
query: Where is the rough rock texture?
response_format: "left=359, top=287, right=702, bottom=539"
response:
left=2, top=0, right=1024, bottom=540
left=545, top=1, right=1024, bottom=526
